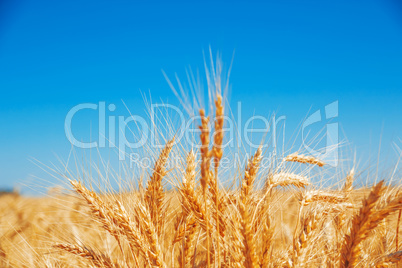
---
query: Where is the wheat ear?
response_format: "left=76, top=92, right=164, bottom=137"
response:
left=397, top=209, right=402, bottom=252
left=69, top=180, right=153, bottom=266
left=397, top=190, right=402, bottom=255
left=334, top=169, right=356, bottom=250
left=199, top=108, right=211, bottom=268
left=134, top=202, right=166, bottom=268
left=253, top=172, right=309, bottom=240
left=53, top=243, right=120, bottom=268
left=177, top=150, right=198, bottom=267
left=174, top=150, right=197, bottom=243
left=301, top=190, right=348, bottom=206
left=212, top=94, right=224, bottom=267
left=177, top=220, right=198, bottom=268
left=145, top=138, right=174, bottom=236
left=69, top=180, right=135, bottom=256
left=240, top=147, right=262, bottom=268
left=284, top=153, right=325, bottom=167
left=260, top=216, right=274, bottom=267
left=267, top=172, right=310, bottom=191
left=343, top=168, right=355, bottom=194
left=375, top=251, right=402, bottom=268
left=340, top=180, right=384, bottom=268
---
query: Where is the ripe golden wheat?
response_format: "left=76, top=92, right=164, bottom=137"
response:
left=0, top=85, right=401, bottom=268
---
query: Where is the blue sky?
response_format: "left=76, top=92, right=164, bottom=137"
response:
left=0, top=0, right=401, bottom=192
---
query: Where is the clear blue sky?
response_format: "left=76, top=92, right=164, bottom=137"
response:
left=0, top=0, right=401, bottom=192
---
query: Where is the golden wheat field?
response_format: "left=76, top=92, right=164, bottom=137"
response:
left=2, top=0, right=402, bottom=266
left=0, top=88, right=401, bottom=268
